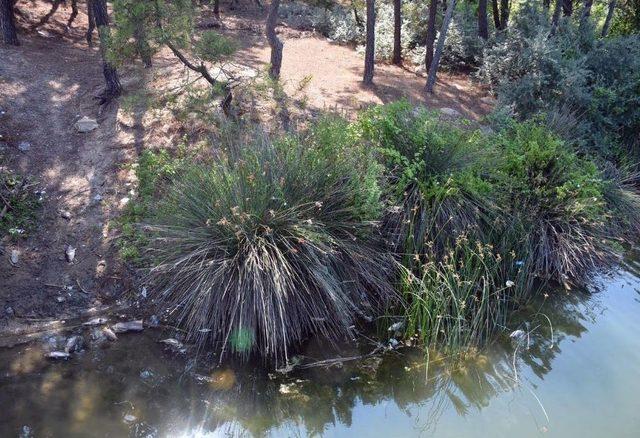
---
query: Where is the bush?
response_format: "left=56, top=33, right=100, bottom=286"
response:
left=480, top=8, right=640, bottom=159
left=357, top=101, right=495, bottom=261
left=141, top=120, right=395, bottom=364
left=493, top=120, right=611, bottom=287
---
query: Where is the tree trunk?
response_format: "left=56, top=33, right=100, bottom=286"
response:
left=92, top=0, right=122, bottom=103
left=425, top=0, right=438, bottom=71
left=1, top=0, right=19, bottom=45
left=580, top=0, right=593, bottom=26
left=363, top=0, right=375, bottom=85
left=214, top=0, right=220, bottom=18
left=562, top=0, right=573, bottom=16
left=551, top=0, right=563, bottom=34
left=86, top=0, right=95, bottom=46
left=67, top=0, right=79, bottom=28
left=392, top=0, right=402, bottom=65
left=491, top=0, right=501, bottom=29
left=426, top=0, right=456, bottom=93
left=601, top=0, right=616, bottom=36
left=351, top=0, right=363, bottom=28
left=499, top=0, right=509, bottom=29
left=134, top=22, right=153, bottom=68
left=266, top=0, right=283, bottom=79
left=478, top=0, right=488, bottom=39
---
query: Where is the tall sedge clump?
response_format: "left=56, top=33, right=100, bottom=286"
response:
left=142, top=120, right=394, bottom=364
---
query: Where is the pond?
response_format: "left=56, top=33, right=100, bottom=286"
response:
left=2, top=253, right=640, bottom=437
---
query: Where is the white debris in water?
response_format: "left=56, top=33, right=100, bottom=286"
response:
left=123, top=414, right=137, bottom=423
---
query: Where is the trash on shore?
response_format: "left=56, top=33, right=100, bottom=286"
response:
left=46, top=351, right=71, bottom=359
left=112, top=320, right=144, bottom=333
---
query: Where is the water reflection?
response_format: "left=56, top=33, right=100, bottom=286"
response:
left=0, top=269, right=636, bottom=438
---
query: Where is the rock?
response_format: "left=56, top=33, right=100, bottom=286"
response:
left=119, top=197, right=130, bottom=207
left=65, top=335, right=84, bottom=353
left=83, top=317, right=108, bottom=326
left=46, top=351, right=71, bottom=359
left=10, top=249, right=19, bottom=265
left=18, top=141, right=31, bottom=152
left=75, top=116, right=99, bottom=133
left=439, top=107, right=462, bottom=118
left=102, top=327, right=118, bottom=341
left=60, top=210, right=72, bottom=220
left=112, top=320, right=144, bottom=333
left=65, top=245, right=76, bottom=263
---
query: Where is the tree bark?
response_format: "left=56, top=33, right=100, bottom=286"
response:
left=266, top=0, right=283, bottom=79
left=1, top=0, right=19, bottom=45
left=551, top=0, right=563, bottom=34
left=499, top=0, right=510, bottom=29
left=86, top=0, right=95, bottom=46
left=491, top=0, right=501, bottom=29
left=580, top=0, right=594, bottom=26
left=392, top=0, right=402, bottom=65
left=426, top=0, right=456, bottom=93
left=478, top=0, right=488, bottom=39
left=67, top=0, right=79, bottom=28
left=562, top=0, right=573, bottom=16
left=601, top=0, right=616, bottom=36
left=363, top=0, right=375, bottom=85
left=92, top=0, right=122, bottom=103
left=425, top=0, right=438, bottom=72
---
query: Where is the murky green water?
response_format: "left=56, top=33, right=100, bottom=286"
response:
left=2, top=255, right=640, bottom=438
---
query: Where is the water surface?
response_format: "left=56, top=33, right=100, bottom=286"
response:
left=2, top=257, right=640, bottom=437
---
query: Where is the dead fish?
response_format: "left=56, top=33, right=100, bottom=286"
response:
left=159, top=338, right=183, bottom=348
left=112, top=320, right=144, bottom=333
left=65, top=245, right=76, bottom=263
left=102, top=327, right=118, bottom=341
left=64, top=336, right=83, bottom=353
left=159, top=338, right=186, bottom=354
left=388, top=321, right=405, bottom=332
left=46, top=351, right=71, bottom=359
left=83, top=317, right=108, bottom=326
left=192, top=373, right=213, bottom=384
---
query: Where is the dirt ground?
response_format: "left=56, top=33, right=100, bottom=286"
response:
left=0, top=1, right=493, bottom=333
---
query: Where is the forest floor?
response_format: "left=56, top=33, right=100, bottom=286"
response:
left=0, top=0, right=493, bottom=337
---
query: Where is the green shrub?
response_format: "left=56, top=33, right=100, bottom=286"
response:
left=357, top=101, right=495, bottom=262
left=494, top=120, right=611, bottom=287
left=141, top=120, right=395, bottom=363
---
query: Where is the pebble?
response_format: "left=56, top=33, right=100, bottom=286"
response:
left=65, top=245, right=76, bottom=263
left=18, top=141, right=31, bottom=152
left=60, top=210, right=72, bottom=220
left=10, top=249, right=19, bottom=265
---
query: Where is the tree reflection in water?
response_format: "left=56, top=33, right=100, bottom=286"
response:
left=0, top=286, right=600, bottom=437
